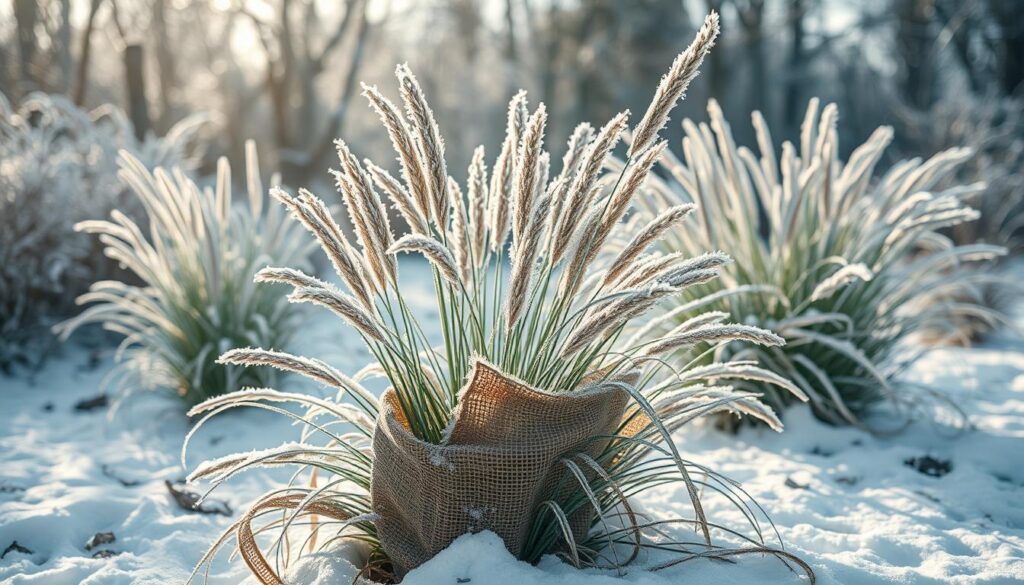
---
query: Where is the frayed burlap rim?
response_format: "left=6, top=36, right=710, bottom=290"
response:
left=371, top=358, right=636, bottom=575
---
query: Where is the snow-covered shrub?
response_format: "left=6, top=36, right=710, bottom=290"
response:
left=56, top=142, right=312, bottom=407
left=184, top=14, right=810, bottom=582
left=0, top=97, right=86, bottom=371
left=638, top=99, right=1003, bottom=430
left=0, top=92, right=208, bottom=372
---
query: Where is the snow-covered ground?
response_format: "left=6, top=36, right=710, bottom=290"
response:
left=2, top=294, right=1024, bottom=584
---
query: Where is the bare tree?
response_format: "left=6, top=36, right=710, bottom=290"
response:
left=152, top=0, right=177, bottom=131
left=784, top=0, right=807, bottom=129
left=984, top=0, right=1024, bottom=95
left=74, top=0, right=104, bottom=105
left=14, top=0, right=38, bottom=94
left=240, top=0, right=372, bottom=182
left=123, top=43, right=150, bottom=140
left=735, top=0, right=767, bottom=115
left=895, top=0, right=937, bottom=110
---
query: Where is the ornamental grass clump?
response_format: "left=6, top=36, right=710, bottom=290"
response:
left=56, top=141, right=312, bottom=407
left=184, top=13, right=811, bottom=583
left=636, top=99, right=1004, bottom=430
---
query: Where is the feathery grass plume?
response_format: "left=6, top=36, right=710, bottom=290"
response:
left=504, top=191, right=551, bottom=332
left=489, top=90, right=528, bottom=252
left=288, top=287, right=388, bottom=343
left=272, top=186, right=373, bottom=308
left=361, top=83, right=432, bottom=222
left=617, top=252, right=684, bottom=289
left=185, top=23, right=811, bottom=582
left=628, top=11, right=719, bottom=158
left=332, top=140, right=397, bottom=290
left=389, top=234, right=461, bottom=286
left=604, top=204, right=696, bottom=285
left=514, top=105, right=548, bottom=240
left=467, top=146, right=489, bottom=263
left=642, top=98, right=1004, bottom=430
left=365, top=160, right=429, bottom=234
left=551, top=111, right=630, bottom=264
left=55, top=143, right=311, bottom=407
left=545, top=123, right=595, bottom=252
left=255, top=266, right=330, bottom=290
left=556, top=141, right=669, bottom=302
left=396, top=63, right=450, bottom=228
left=449, top=177, right=473, bottom=283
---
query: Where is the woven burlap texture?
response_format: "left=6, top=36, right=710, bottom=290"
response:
left=371, top=358, right=632, bottom=575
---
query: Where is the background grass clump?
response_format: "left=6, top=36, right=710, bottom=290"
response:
left=636, top=98, right=1004, bottom=430
left=900, top=94, right=1024, bottom=342
left=57, top=141, right=312, bottom=408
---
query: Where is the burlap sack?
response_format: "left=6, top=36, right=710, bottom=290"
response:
left=371, top=358, right=632, bottom=575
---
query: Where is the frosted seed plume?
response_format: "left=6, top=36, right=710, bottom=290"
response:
left=662, top=311, right=730, bottom=338
left=328, top=165, right=394, bottom=291
left=616, top=252, right=684, bottom=289
left=335, top=141, right=395, bottom=269
left=216, top=348, right=373, bottom=404
left=396, top=64, right=449, bottom=228
left=254, top=266, right=331, bottom=290
left=388, top=234, right=461, bottom=286
left=505, top=193, right=551, bottom=331
left=467, top=146, right=489, bottom=263
left=513, top=105, right=548, bottom=240
left=365, top=160, right=428, bottom=234
left=546, top=123, right=595, bottom=251
left=449, top=177, right=472, bottom=284
left=599, top=140, right=668, bottom=234
left=629, top=12, right=719, bottom=158
left=489, top=91, right=528, bottom=252
left=809, top=263, right=874, bottom=301
left=551, top=112, right=630, bottom=263
left=360, top=83, right=432, bottom=223
left=603, top=204, right=696, bottom=285
left=644, top=324, right=785, bottom=357
left=272, top=187, right=372, bottom=307
left=289, top=287, right=388, bottom=343
left=562, top=284, right=675, bottom=357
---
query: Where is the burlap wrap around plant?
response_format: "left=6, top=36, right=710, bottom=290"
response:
left=371, top=359, right=633, bottom=575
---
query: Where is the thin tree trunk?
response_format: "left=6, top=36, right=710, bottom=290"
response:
left=123, top=44, right=150, bottom=141
left=989, top=0, right=1024, bottom=95
left=739, top=1, right=766, bottom=118
left=504, top=0, right=519, bottom=95
left=14, top=0, right=38, bottom=95
left=784, top=0, right=806, bottom=131
left=153, top=0, right=177, bottom=131
left=73, top=0, right=103, bottom=105
left=540, top=4, right=562, bottom=137
left=896, top=0, right=936, bottom=110
left=704, top=0, right=725, bottom=100
left=59, top=0, right=72, bottom=94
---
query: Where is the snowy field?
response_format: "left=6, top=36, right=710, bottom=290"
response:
left=2, top=287, right=1024, bottom=584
